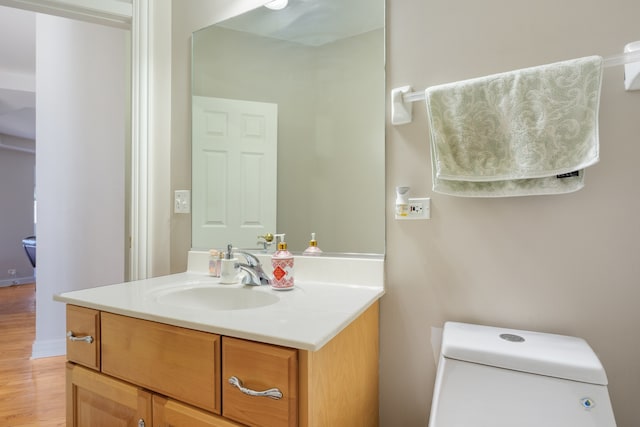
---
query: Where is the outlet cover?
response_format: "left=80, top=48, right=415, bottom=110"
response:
left=407, top=197, right=430, bottom=219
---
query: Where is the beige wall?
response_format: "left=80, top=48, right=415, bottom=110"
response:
left=170, top=0, right=265, bottom=273
left=383, top=0, right=640, bottom=426
left=169, top=0, right=640, bottom=426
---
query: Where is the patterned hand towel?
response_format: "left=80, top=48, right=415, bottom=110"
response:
left=425, top=56, right=603, bottom=197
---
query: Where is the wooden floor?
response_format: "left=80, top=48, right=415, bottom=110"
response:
left=0, top=284, right=66, bottom=427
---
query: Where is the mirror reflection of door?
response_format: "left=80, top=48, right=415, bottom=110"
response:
left=192, top=96, right=277, bottom=250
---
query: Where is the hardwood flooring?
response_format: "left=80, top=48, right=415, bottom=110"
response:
left=0, top=284, right=65, bottom=427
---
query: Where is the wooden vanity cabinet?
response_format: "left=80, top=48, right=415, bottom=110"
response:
left=67, top=363, right=238, bottom=427
left=222, top=337, right=298, bottom=426
left=100, top=312, right=221, bottom=414
left=64, top=301, right=379, bottom=427
left=153, top=395, right=242, bottom=427
left=66, top=363, right=152, bottom=427
left=66, top=305, right=100, bottom=370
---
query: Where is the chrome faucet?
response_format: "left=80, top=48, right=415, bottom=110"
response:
left=257, top=233, right=274, bottom=252
left=234, top=251, right=272, bottom=286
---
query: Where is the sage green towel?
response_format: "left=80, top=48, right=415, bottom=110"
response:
left=425, top=56, right=603, bottom=197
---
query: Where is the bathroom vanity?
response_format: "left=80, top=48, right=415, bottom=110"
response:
left=57, top=253, right=384, bottom=427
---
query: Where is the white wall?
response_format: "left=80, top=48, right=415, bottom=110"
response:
left=0, top=135, right=35, bottom=285
left=33, top=14, right=126, bottom=357
left=383, top=0, right=640, bottom=426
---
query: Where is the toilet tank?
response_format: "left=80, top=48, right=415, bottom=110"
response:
left=428, top=322, right=616, bottom=427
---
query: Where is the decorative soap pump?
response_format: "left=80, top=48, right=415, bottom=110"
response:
left=208, top=249, right=222, bottom=277
left=271, top=234, right=294, bottom=291
left=303, top=232, right=323, bottom=255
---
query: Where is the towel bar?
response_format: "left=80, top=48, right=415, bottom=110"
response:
left=391, top=42, right=640, bottom=125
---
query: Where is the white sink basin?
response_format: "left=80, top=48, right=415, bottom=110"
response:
left=153, top=285, right=280, bottom=311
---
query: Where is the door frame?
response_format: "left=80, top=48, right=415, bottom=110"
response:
left=0, top=0, right=154, bottom=280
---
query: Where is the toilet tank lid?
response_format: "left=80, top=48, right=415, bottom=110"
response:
left=440, top=322, right=608, bottom=385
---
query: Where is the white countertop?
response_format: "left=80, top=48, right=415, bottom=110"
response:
left=55, top=253, right=384, bottom=351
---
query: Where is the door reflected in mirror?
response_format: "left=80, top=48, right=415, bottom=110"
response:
left=192, top=0, right=385, bottom=255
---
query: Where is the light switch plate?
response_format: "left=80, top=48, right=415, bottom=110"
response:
left=174, top=190, right=190, bottom=214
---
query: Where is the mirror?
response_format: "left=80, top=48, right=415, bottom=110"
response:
left=192, top=0, right=385, bottom=255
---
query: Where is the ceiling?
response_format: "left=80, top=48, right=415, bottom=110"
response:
left=0, top=5, right=35, bottom=141
left=0, top=0, right=383, bottom=142
left=215, top=0, right=384, bottom=47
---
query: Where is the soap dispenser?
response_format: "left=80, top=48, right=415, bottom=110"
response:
left=220, top=243, right=238, bottom=284
left=271, top=235, right=294, bottom=290
left=303, top=232, right=323, bottom=255
left=208, top=249, right=222, bottom=277
left=395, top=186, right=410, bottom=218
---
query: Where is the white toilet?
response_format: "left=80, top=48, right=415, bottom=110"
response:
left=428, top=322, right=617, bottom=426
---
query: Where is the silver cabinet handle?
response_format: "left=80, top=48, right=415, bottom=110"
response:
left=228, top=376, right=283, bottom=400
left=66, top=331, right=94, bottom=344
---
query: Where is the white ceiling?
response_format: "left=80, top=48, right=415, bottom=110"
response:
left=0, top=5, right=36, bottom=141
left=0, top=0, right=383, bottom=142
left=215, top=0, right=384, bottom=47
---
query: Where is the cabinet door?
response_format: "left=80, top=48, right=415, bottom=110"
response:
left=66, top=362, right=152, bottom=427
left=152, top=395, right=243, bottom=427
left=66, top=305, right=100, bottom=370
left=222, top=337, right=298, bottom=427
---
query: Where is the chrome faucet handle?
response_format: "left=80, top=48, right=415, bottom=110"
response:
left=256, top=234, right=274, bottom=251
left=236, top=263, right=260, bottom=286
left=235, top=250, right=260, bottom=267
left=235, top=262, right=272, bottom=286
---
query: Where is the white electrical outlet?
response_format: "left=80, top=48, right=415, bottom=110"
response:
left=174, top=190, right=191, bottom=214
left=407, top=197, right=431, bottom=219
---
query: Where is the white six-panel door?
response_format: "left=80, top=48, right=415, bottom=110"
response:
left=192, top=96, right=277, bottom=250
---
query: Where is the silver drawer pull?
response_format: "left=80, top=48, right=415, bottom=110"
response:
left=228, top=376, right=283, bottom=400
left=66, top=331, right=94, bottom=344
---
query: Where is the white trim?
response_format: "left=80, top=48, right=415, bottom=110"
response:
left=145, top=0, right=172, bottom=278
left=0, top=69, right=35, bottom=92
left=31, top=337, right=66, bottom=359
left=129, top=0, right=149, bottom=280
left=0, top=0, right=132, bottom=28
left=0, top=142, right=35, bottom=154
left=2, top=0, right=151, bottom=281
left=0, top=275, right=36, bottom=286
left=0, top=0, right=147, bottom=281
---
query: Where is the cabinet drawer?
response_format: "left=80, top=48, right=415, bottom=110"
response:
left=66, top=305, right=100, bottom=370
left=153, top=395, right=244, bottom=427
left=101, top=312, right=221, bottom=414
left=222, top=336, right=298, bottom=427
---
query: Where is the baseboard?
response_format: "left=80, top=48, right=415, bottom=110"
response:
left=0, top=275, right=36, bottom=287
left=31, top=338, right=66, bottom=359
